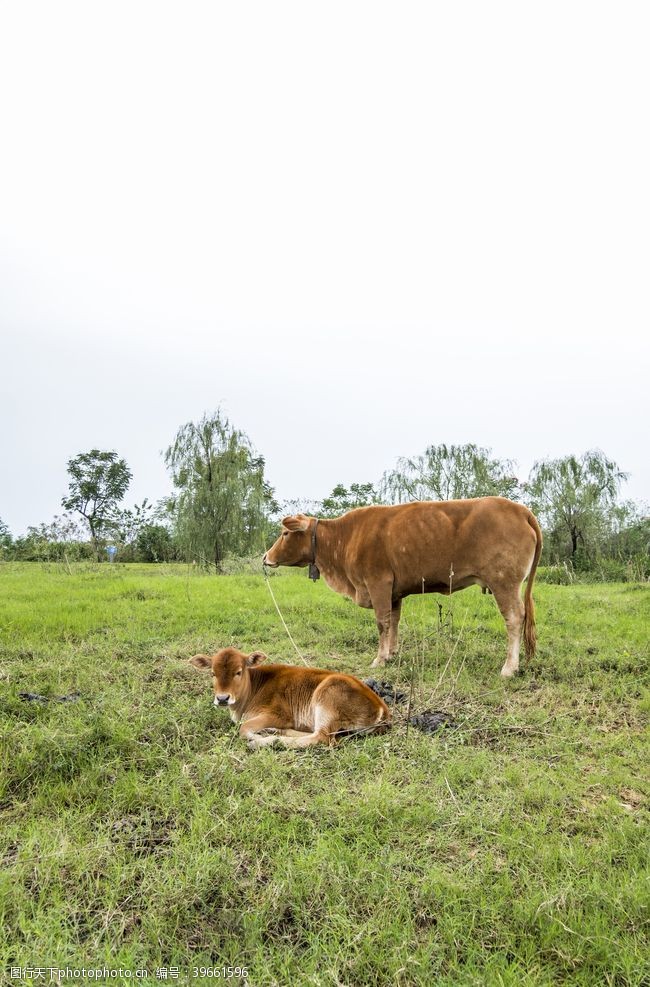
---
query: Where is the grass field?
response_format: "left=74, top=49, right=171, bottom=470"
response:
left=0, top=562, right=648, bottom=986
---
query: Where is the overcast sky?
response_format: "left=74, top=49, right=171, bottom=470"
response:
left=1, top=1, right=648, bottom=535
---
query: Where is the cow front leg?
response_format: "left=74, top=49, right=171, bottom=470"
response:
left=239, top=713, right=287, bottom=748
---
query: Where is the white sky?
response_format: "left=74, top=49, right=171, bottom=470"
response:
left=1, top=1, right=648, bottom=535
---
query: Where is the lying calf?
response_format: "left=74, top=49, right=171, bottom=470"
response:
left=189, top=647, right=391, bottom=749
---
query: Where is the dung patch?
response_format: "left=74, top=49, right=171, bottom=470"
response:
left=409, top=710, right=456, bottom=733
left=363, top=679, right=407, bottom=704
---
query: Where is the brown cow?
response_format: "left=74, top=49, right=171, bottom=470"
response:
left=263, top=497, right=543, bottom=677
left=189, top=647, right=391, bottom=748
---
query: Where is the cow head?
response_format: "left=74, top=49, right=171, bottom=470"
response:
left=189, top=647, right=268, bottom=707
left=263, top=515, right=314, bottom=568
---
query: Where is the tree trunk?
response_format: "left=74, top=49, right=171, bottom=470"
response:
left=88, top=518, right=102, bottom=562
left=570, top=526, right=578, bottom=560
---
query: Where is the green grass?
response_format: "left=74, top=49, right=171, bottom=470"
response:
left=0, top=562, right=648, bottom=986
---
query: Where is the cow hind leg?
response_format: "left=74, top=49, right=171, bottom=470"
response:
left=275, top=696, right=375, bottom=748
left=369, top=584, right=395, bottom=667
left=274, top=711, right=332, bottom=748
left=492, top=588, right=525, bottom=678
left=388, top=599, right=402, bottom=658
left=275, top=729, right=331, bottom=749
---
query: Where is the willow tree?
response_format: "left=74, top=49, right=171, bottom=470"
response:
left=164, top=411, right=276, bottom=570
left=381, top=443, right=519, bottom=504
left=525, top=449, right=628, bottom=563
left=0, top=518, right=11, bottom=557
left=319, top=482, right=380, bottom=518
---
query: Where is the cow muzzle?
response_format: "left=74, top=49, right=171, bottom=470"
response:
left=214, top=695, right=232, bottom=707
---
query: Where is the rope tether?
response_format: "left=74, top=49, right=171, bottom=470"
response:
left=263, top=565, right=310, bottom=665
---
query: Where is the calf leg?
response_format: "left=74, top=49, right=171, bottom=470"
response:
left=273, top=681, right=390, bottom=749
left=273, top=705, right=332, bottom=748
left=492, top=587, right=525, bottom=677
left=239, top=713, right=291, bottom=748
left=250, top=730, right=314, bottom=749
left=274, top=729, right=332, bottom=749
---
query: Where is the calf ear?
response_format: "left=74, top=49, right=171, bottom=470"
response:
left=282, top=514, right=310, bottom=532
left=246, top=651, right=269, bottom=666
left=188, top=654, right=213, bottom=671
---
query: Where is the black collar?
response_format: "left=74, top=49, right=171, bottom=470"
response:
left=309, top=518, right=320, bottom=581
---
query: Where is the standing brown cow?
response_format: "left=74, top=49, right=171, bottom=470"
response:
left=263, top=497, right=542, bottom=677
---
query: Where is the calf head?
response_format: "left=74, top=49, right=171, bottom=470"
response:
left=189, top=647, right=268, bottom=707
left=263, top=514, right=313, bottom=568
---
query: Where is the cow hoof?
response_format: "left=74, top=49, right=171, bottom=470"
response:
left=500, top=665, right=519, bottom=678
left=370, top=657, right=387, bottom=668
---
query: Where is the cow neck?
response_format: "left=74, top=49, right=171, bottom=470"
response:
left=234, top=668, right=257, bottom=715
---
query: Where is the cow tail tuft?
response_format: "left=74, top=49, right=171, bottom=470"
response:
left=523, top=512, right=543, bottom=661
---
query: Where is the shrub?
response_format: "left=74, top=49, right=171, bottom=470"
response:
left=135, top=524, right=177, bottom=562
left=537, top=563, right=575, bottom=585
left=9, top=537, right=95, bottom=562
left=590, top=556, right=650, bottom=583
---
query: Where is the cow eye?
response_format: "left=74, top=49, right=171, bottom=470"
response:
left=282, top=532, right=289, bottom=538
left=235, top=671, right=242, bottom=677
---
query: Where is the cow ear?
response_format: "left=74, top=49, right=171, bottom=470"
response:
left=188, top=654, right=213, bottom=671
left=246, top=651, right=268, bottom=666
left=282, top=514, right=310, bottom=532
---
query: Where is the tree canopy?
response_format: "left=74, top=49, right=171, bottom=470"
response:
left=0, top=517, right=11, bottom=556
left=164, top=411, right=277, bottom=570
left=381, top=443, right=519, bottom=504
left=525, top=450, right=629, bottom=563
left=61, top=450, right=132, bottom=559
left=107, top=500, right=154, bottom=548
left=319, top=482, right=380, bottom=518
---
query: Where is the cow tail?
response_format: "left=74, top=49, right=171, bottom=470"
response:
left=523, top=512, right=543, bottom=661
left=375, top=702, right=392, bottom=733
